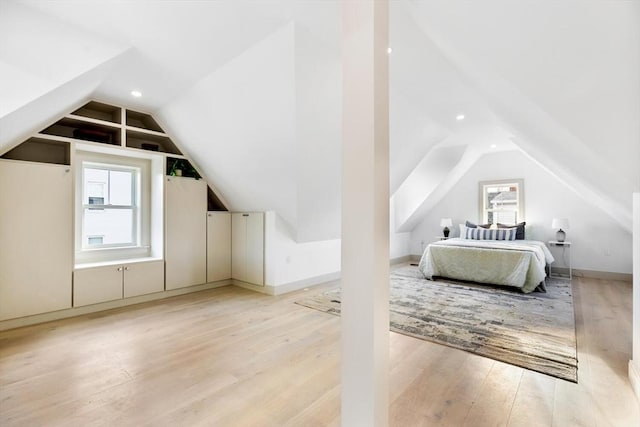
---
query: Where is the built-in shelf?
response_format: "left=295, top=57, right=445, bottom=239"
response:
left=71, top=101, right=121, bottom=124
left=26, top=102, right=182, bottom=155
left=126, top=110, right=164, bottom=133
left=41, top=117, right=121, bottom=146
left=208, top=187, right=227, bottom=211
left=166, top=157, right=201, bottom=179
left=126, top=129, right=180, bottom=154
left=1, top=138, right=70, bottom=165
left=0, top=100, right=227, bottom=210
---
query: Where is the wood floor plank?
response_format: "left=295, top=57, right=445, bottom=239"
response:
left=421, top=353, right=494, bottom=426
left=507, top=370, right=556, bottom=427
left=0, top=275, right=638, bottom=426
left=464, top=362, right=523, bottom=427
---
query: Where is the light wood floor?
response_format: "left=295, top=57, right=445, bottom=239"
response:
left=1, top=276, right=638, bottom=426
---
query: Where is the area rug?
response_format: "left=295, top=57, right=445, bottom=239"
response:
left=295, top=265, right=578, bottom=382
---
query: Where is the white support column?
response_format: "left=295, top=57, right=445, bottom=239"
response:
left=630, top=192, right=640, bottom=400
left=341, top=1, right=390, bottom=426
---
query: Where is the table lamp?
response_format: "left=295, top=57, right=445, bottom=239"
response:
left=552, top=218, right=569, bottom=242
left=440, top=218, right=453, bottom=238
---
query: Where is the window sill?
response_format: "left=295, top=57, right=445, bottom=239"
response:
left=75, top=256, right=163, bottom=270
left=75, top=245, right=153, bottom=265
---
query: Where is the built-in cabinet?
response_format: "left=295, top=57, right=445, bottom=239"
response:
left=0, top=160, right=73, bottom=321
left=123, top=260, right=165, bottom=298
left=0, top=100, right=239, bottom=324
left=231, top=212, right=265, bottom=286
left=207, top=212, right=232, bottom=282
left=74, top=265, right=122, bottom=307
left=166, top=177, right=207, bottom=290
left=74, top=260, right=164, bottom=307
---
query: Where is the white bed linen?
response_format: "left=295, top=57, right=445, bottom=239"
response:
left=418, top=238, right=555, bottom=293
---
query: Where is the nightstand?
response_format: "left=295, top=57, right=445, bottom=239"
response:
left=548, top=241, right=572, bottom=280
left=435, top=236, right=449, bottom=241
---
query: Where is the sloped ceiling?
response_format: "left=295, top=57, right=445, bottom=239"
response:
left=1, top=0, right=638, bottom=239
left=403, top=0, right=639, bottom=232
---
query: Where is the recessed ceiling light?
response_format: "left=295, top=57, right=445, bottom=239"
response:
left=387, top=47, right=392, bottom=54
left=131, top=90, right=142, bottom=98
left=456, top=114, right=465, bottom=121
left=490, top=144, right=497, bottom=148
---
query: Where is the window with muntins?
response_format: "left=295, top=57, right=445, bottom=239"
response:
left=75, top=150, right=153, bottom=263
left=479, top=179, right=524, bottom=225
left=81, top=163, right=140, bottom=249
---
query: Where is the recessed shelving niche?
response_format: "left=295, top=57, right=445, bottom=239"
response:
left=166, top=157, right=201, bottom=179
left=126, top=129, right=180, bottom=154
left=41, top=117, right=122, bottom=146
left=1, top=138, right=70, bottom=165
left=126, top=110, right=164, bottom=133
left=32, top=101, right=184, bottom=155
left=70, top=101, right=121, bottom=124
left=207, top=187, right=226, bottom=211
left=0, top=100, right=227, bottom=211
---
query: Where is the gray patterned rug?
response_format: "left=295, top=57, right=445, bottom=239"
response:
left=295, top=265, right=577, bottom=382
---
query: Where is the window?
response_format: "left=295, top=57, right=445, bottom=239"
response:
left=82, top=163, right=139, bottom=248
left=75, top=150, right=154, bottom=263
left=479, top=179, right=524, bottom=225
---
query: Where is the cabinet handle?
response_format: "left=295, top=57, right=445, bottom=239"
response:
left=117, top=267, right=123, bottom=271
left=124, top=267, right=129, bottom=271
left=243, top=214, right=249, bottom=217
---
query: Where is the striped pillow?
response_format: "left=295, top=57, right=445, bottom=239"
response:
left=465, top=227, right=517, bottom=241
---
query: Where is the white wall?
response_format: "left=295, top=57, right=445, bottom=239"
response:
left=264, top=211, right=340, bottom=288
left=159, top=23, right=298, bottom=229
left=263, top=207, right=411, bottom=289
left=160, top=22, right=346, bottom=244
left=0, top=1, right=125, bottom=120
left=408, top=0, right=640, bottom=232
left=294, top=24, right=342, bottom=242
left=390, top=197, right=411, bottom=260
left=411, top=150, right=633, bottom=274
left=630, top=193, right=640, bottom=399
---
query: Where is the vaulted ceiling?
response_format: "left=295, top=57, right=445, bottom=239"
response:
left=1, top=0, right=638, bottom=241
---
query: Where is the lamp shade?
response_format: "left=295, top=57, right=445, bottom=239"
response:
left=551, top=218, right=569, bottom=230
left=440, top=218, right=453, bottom=227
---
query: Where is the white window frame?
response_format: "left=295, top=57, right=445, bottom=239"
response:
left=478, top=179, right=525, bottom=225
left=81, top=162, right=140, bottom=250
left=75, top=150, right=152, bottom=263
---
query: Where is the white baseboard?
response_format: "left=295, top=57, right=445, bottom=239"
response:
left=573, top=269, right=632, bottom=282
left=0, top=279, right=232, bottom=331
left=630, top=360, right=640, bottom=402
left=390, top=255, right=411, bottom=265
left=261, top=271, right=341, bottom=296
left=232, top=279, right=270, bottom=295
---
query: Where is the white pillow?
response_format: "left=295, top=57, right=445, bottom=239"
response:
left=458, top=224, right=467, bottom=239
left=466, top=227, right=517, bottom=241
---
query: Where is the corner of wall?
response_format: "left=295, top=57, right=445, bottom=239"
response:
left=630, top=360, right=640, bottom=403
left=630, top=192, right=640, bottom=401
left=263, top=210, right=341, bottom=289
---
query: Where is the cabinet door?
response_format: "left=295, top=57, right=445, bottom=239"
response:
left=231, top=212, right=264, bottom=286
left=0, top=161, right=72, bottom=320
left=207, top=212, right=231, bottom=282
left=165, top=177, right=207, bottom=290
left=231, top=213, right=248, bottom=282
left=245, top=213, right=264, bottom=286
left=74, top=265, right=123, bottom=307
left=124, top=260, right=164, bottom=298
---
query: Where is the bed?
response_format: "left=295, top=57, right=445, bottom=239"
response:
left=418, top=238, right=555, bottom=293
